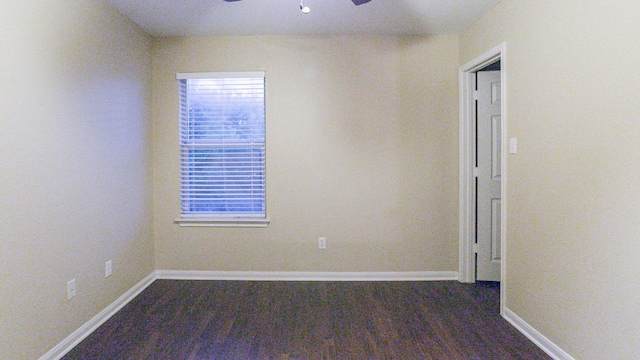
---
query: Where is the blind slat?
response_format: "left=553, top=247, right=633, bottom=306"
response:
left=179, top=73, right=266, bottom=215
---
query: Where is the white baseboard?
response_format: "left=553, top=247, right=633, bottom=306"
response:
left=37, top=271, right=578, bottom=360
left=39, top=272, right=157, bottom=360
left=155, top=270, right=458, bottom=282
left=503, top=307, right=575, bottom=360
left=40, top=270, right=457, bottom=359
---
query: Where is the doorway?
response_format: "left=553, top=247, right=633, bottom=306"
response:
left=458, top=43, right=507, bottom=314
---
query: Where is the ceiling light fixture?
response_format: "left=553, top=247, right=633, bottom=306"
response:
left=300, top=0, right=310, bottom=14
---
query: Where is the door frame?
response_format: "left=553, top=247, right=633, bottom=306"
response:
left=458, top=43, right=507, bottom=314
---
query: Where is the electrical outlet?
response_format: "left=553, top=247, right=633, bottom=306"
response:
left=105, top=260, right=112, bottom=278
left=67, top=279, right=76, bottom=300
left=319, top=237, right=326, bottom=249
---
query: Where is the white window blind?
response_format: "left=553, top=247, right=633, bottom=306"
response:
left=177, top=72, right=266, bottom=220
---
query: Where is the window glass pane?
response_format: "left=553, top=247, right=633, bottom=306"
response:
left=179, top=74, right=266, bottom=217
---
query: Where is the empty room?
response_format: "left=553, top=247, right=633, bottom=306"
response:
left=1, top=1, right=639, bottom=359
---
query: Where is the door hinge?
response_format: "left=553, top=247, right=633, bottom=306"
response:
left=473, top=243, right=479, bottom=253
left=473, top=90, right=478, bottom=100
left=473, top=167, right=479, bottom=178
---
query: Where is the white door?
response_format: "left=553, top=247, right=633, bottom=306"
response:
left=476, top=70, right=501, bottom=281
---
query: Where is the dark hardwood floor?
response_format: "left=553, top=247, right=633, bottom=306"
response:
left=64, top=280, right=550, bottom=359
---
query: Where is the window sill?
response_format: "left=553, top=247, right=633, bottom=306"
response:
left=175, top=217, right=270, bottom=228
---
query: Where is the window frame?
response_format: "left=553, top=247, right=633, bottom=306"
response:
left=174, top=71, right=269, bottom=228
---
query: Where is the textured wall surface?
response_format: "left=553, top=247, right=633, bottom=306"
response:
left=0, top=2, right=154, bottom=358
left=460, top=1, right=640, bottom=358
left=151, top=35, right=460, bottom=273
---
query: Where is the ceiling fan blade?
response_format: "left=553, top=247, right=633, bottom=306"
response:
left=222, top=0, right=371, bottom=4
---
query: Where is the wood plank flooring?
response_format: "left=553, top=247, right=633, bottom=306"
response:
left=63, top=280, right=550, bottom=359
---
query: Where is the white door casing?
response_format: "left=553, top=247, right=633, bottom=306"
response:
left=476, top=70, right=502, bottom=282
left=459, top=42, right=507, bottom=315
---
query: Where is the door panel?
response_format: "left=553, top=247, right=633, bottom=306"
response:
left=492, top=115, right=501, bottom=180
left=476, top=70, right=501, bottom=282
left=491, top=198, right=501, bottom=262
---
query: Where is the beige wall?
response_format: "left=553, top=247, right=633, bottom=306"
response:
left=460, top=1, right=640, bottom=358
left=0, top=1, right=153, bottom=359
left=152, top=36, right=460, bottom=272
left=16, top=1, right=639, bottom=357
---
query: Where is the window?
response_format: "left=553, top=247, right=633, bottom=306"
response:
left=175, top=72, right=267, bottom=227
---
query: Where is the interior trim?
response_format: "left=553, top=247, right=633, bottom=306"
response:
left=156, top=270, right=459, bottom=282
left=40, top=270, right=458, bottom=358
left=458, top=42, right=508, bottom=315
left=503, top=307, right=575, bottom=360
left=42, top=270, right=576, bottom=360
left=38, top=273, right=156, bottom=360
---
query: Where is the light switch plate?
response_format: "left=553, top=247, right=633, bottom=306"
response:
left=67, top=279, right=76, bottom=300
left=105, top=260, right=112, bottom=278
left=509, top=138, right=517, bottom=154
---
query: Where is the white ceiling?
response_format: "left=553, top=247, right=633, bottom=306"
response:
left=108, top=0, right=501, bottom=37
